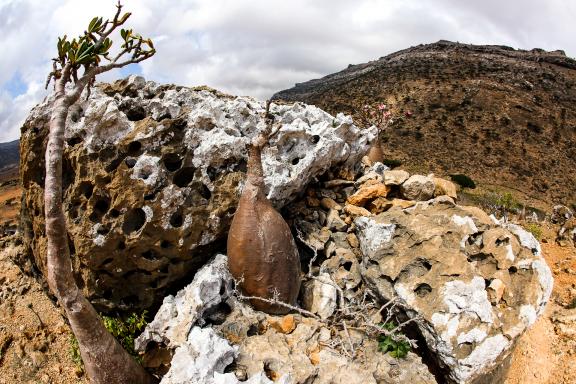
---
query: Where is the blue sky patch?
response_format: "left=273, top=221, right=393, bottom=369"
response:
left=3, top=72, right=27, bottom=97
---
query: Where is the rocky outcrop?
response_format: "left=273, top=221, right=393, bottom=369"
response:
left=18, top=76, right=376, bottom=311
left=355, top=199, right=553, bottom=383
left=135, top=255, right=437, bottom=384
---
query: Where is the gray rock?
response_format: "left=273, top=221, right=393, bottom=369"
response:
left=327, top=209, right=348, bottom=232
left=302, top=273, right=338, bottom=319
left=20, top=76, right=377, bottom=310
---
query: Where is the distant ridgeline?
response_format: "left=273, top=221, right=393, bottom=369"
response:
left=0, top=139, right=19, bottom=170
left=273, top=40, right=576, bottom=206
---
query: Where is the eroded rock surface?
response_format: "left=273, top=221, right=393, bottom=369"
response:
left=136, top=255, right=436, bottom=384
left=19, top=76, right=376, bottom=311
left=355, top=199, right=553, bottom=383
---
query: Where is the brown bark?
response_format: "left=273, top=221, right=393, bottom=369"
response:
left=45, top=66, right=157, bottom=384
left=227, top=135, right=301, bottom=315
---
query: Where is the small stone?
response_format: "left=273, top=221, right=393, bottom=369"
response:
left=302, top=273, right=338, bottom=319
left=346, top=233, right=360, bottom=248
left=433, top=177, right=458, bottom=199
left=383, top=169, right=410, bottom=185
left=347, top=183, right=389, bottom=206
left=320, top=197, right=342, bottom=211
left=323, top=179, right=355, bottom=188
left=327, top=209, right=348, bottom=231
left=355, top=171, right=382, bottom=186
left=268, top=314, right=297, bottom=334
left=344, top=204, right=371, bottom=218
left=368, top=197, right=393, bottom=214
left=487, top=279, right=506, bottom=305
left=306, top=197, right=320, bottom=207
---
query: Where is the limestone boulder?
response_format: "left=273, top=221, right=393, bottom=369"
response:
left=400, top=175, right=435, bottom=201
left=18, top=75, right=376, bottom=311
left=355, top=198, right=553, bottom=384
left=383, top=169, right=409, bottom=186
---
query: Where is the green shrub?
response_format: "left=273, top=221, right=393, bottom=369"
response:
left=450, top=174, right=476, bottom=189
left=382, top=159, right=402, bottom=168
left=523, top=223, right=543, bottom=240
left=101, top=311, right=148, bottom=362
left=378, top=322, right=411, bottom=358
left=69, top=335, right=84, bottom=374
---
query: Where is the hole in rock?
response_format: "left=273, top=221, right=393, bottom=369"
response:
left=142, top=250, right=160, bottom=260
left=160, top=240, right=172, bottom=249
left=79, top=182, right=94, bottom=199
left=311, top=135, right=320, bottom=144
left=122, top=208, right=146, bottom=234
left=102, top=258, right=114, bottom=267
left=67, top=137, right=82, bottom=146
left=102, top=289, right=113, bottom=300
left=414, top=283, right=433, bottom=297
left=127, top=141, right=142, bottom=155
left=247, top=324, right=259, bottom=337
left=118, top=240, right=126, bottom=250
left=97, top=226, right=110, bottom=235
left=508, top=266, right=518, bottom=274
left=121, top=104, right=147, bottom=121
left=144, top=191, right=158, bottom=201
left=200, top=184, right=212, bottom=199
left=94, top=199, right=110, bottom=215
left=89, top=212, right=101, bottom=223
left=170, top=212, right=184, bottom=228
left=204, top=302, right=232, bottom=326
left=207, top=166, right=218, bottom=182
left=173, top=118, right=187, bottom=131
left=110, top=209, right=120, bottom=218
left=173, top=167, right=196, bottom=187
left=125, top=158, right=137, bottom=168
left=291, top=157, right=300, bottom=165
left=159, top=264, right=169, bottom=274
left=343, top=261, right=353, bottom=271
left=162, top=153, right=183, bottom=172
left=495, top=237, right=510, bottom=247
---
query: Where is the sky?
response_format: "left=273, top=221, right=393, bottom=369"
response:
left=0, top=0, right=574, bottom=143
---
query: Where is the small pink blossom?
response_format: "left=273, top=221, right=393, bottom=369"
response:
left=378, top=104, right=386, bottom=110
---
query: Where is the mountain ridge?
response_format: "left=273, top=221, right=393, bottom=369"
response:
left=273, top=40, right=576, bottom=207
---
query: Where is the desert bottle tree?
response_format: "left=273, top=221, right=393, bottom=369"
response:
left=44, top=3, right=157, bottom=383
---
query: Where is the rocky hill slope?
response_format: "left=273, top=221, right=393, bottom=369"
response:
left=0, top=139, right=19, bottom=183
left=273, top=40, right=576, bottom=207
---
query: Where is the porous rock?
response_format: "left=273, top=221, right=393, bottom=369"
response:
left=19, top=76, right=376, bottom=311
left=355, top=199, right=553, bottom=383
left=136, top=255, right=437, bottom=384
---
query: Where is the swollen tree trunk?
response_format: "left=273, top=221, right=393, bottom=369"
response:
left=227, top=136, right=301, bottom=315
left=45, top=69, right=157, bottom=384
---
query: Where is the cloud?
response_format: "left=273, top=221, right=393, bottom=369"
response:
left=0, top=0, right=575, bottom=142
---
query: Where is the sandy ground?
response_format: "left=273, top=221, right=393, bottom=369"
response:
left=505, top=224, right=576, bottom=384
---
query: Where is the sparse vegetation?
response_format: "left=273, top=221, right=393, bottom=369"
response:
left=102, top=312, right=148, bottom=362
left=523, top=222, right=543, bottom=240
left=378, top=322, right=411, bottom=358
left=69, top=335, right=84, bottom=374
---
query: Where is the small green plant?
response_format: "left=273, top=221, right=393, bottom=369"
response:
left=450, top=174, right=476, bottom=189
left=382, top=158, right=402, bottom=168
left=101, top=311, right=148, bottom=362
left=377, top=322, right=411, bottom=358
left=524, top=222, right=543, bottom=240
left=69, top=335, right=84, bottom=374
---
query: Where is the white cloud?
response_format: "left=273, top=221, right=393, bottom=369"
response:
left=0, top=0, right=575, bottom=142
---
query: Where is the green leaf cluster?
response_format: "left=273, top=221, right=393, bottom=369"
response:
left=101, top=311, right=148, bottom=361
left=377, top=322, right=411, bottom=358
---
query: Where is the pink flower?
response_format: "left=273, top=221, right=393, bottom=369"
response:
left=378, top=104, right=386, bottom=110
